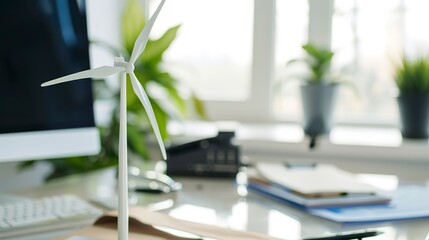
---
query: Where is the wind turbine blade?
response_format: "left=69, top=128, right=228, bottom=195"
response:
left=129, top=0, right=165, bottom=64
left=129, top=72, right=167, bottom=160
left=41, top=66, right=124, bottom=87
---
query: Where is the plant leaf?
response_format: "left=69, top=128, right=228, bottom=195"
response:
left=127, top=123, right=149, bottom=159
left=142, top=25, right=180, bottom=62
left=17, top=160, right=36, bottom=171
left=90, top=40, right=127, bottom=58
left=301, top=43, right=334, bottom=83
left=191, top=93, right=207, bottom=119
left=394, top=55, right=429, bottom=93
left=149, top=100, right=169, bottom=140
left=122, top=0, right=145, bottom=54
left=286, top=58, right=305, bottom=66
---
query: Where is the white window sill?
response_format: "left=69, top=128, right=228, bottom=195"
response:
left=168, top=121, right=429, bottom=164
left=167, top=121, right=429, bottom=181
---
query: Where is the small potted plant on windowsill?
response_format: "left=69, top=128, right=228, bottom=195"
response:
left=287, top=43, right=340, bottom=148
left=394, top=55, right=429, bottom=139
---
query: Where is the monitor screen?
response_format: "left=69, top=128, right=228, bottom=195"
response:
left=0, top=0, right=100, bottom=162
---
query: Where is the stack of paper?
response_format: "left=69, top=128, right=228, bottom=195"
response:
left=309, top=185, right=429, bottom=224
left=247, top=163, right=391, bottom=208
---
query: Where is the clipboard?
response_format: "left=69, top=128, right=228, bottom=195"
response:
left=255, top=163, right=378, bottom=198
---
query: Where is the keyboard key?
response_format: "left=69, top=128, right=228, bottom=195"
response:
left=0, top=194, right=102, bottom=239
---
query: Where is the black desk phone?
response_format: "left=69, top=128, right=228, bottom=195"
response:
left=166, top=131, right=241, bottom=178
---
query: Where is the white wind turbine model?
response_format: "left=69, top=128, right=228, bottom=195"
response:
left=41, top=0, right=166, bottom=239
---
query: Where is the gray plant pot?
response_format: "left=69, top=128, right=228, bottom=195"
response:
left=397, top=93, right=429, bottom=139
left=300, top=83, right=338, bottom=137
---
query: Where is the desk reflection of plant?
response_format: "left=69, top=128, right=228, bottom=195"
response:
left=19, top=0, right=205, bottom=180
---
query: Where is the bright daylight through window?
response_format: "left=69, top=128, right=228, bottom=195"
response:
left=151, top=0, right=253, bottom=102
left=153, top=0, right=429, bottom=127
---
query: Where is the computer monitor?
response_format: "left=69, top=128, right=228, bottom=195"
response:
left=0, top=0, right=100, bottom=162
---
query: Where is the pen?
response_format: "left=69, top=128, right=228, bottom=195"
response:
left=302, top=230, right=383, bottom=240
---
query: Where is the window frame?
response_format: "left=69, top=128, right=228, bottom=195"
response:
left=149, top=0, right=429, bottom=172
left=201, top=0, right=335, bottom=123
left=200, top=0, right=276, bottom=122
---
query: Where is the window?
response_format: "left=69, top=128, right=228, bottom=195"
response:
left=275, top=0, right=429, bottom=126
left=150, top=0, right=429, bottom=126
left=83, top=0, right=429, bottom=168
left=151, top=0, right=253, bottom=101
left=152, top=0, right=274, bottom=122
left=272, top=0, right=309, bottom=122
left=330, top=0, right=402, bottom=125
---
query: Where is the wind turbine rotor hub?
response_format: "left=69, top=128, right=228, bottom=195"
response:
left=114, top=61, right=135, bottom=73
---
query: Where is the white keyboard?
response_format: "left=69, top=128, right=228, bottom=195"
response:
left=0, top=194, right=103, bottom=239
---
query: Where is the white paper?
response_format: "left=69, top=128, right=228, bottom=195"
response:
left=256, top=163, right=377, bottom=196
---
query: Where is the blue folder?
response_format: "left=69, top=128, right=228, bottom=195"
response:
left=309, top=185, right=429, bottom=224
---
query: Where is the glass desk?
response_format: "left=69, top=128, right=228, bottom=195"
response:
left=10, top=168, right=429, bottom=240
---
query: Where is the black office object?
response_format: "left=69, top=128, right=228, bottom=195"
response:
left=166, top=131, right=240, bottom=178
left=302, top=230, right=383, bottom=240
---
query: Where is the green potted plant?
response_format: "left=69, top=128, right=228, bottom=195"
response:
left=394, top=55, right=429, bottom=139
left=19, top=0, right=205, bottom=180
left=287, top=43, right=339, bottom=146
